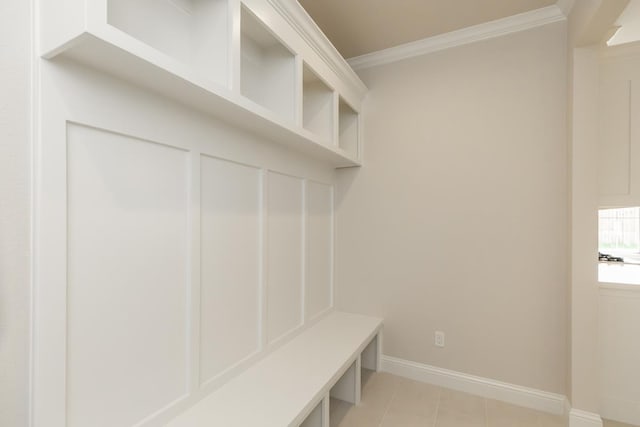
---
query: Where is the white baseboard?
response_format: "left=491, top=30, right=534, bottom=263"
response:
left=569, top=409, right=603, bottom=427
left=381, top=355, right=567, bottom=415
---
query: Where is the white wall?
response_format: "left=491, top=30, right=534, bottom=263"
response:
left=335, top=22, right=569, bottom=394
left=0, top=1, right=31, bottom=426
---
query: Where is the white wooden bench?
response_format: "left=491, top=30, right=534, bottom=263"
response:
left=166, top=312, right=383, bottom=427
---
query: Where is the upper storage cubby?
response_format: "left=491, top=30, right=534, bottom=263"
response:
left=303, top=63, right=334, bottom=144
left=339, top=98, right=359, bottom=158
left=39, top=0, right=367, bottom=167
left=107, top=0, right=229, bottom=86
left=241, top=6, right=296, bottom=122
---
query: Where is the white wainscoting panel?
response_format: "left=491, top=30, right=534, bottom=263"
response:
left=199, top=155, right=262, bottom=385
left=599, top=285, right=640, bottom=426
left=305, top=181, right=333, bottom=320
left=66, top=124, right=190, bottom=427
left=266, top=171, right=304, bottom=344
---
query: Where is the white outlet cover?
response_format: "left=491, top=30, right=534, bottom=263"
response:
left=435, top=331, right=445, bottom=347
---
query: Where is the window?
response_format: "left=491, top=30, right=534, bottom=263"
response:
left=598, top=207, right=640, bottom=263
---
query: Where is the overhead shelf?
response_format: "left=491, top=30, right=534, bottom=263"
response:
left=40, top=0, right=366, bottom=168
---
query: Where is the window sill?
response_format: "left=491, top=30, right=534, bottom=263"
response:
left=598, top=262, right=640, bottom=286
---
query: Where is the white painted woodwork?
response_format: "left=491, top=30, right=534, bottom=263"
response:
left=34, top=58, right=337, bottom=426
left=305, top=181, right=333, bottom=321
left=330, top=359, right=361, bottom=405
left=241, top=6, right=297, bottom=121
left=599, top=46, right=640, bottom=207
left=34, top=0, right=365, bottom=424
left=166, top=312, right=383, bottom=427
left=339, top=98, right=359, bottom=157
left=599, top=80, right=631, bottom=199
left=303, top=64, right=335, bottom=143
left=66, top=124, right=190, bottom=427
left=108, top=0, right=229, bottom=85
left=39, top=0, right=366, bottom=168
left=199, top=155, right=262, bottom=385
left=599, top=285, right=640, bottom=426
left=266, top=172, right=304, bottom=344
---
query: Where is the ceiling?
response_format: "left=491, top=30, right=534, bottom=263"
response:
left=298, top=0, right=558, bottom=58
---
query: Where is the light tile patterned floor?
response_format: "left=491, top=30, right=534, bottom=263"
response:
left=329, top=371, right=637, bottom=427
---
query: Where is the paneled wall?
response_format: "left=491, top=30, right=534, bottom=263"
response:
left=34, top=59, right=335, bottom=426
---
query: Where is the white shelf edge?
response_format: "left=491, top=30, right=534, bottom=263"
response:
left=43, top=30, right=361, bottom=169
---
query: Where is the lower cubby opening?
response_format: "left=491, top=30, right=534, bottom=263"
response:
left=328, top=361, right=359, bottom=427
left=361, top=335, right=378, bottom=372
left=299, top=398, right=325, bottom=427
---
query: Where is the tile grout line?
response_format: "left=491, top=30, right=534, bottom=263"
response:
left=376, top=377, right=400, bottom=427
left=431, top=387, right=443, bottom=427
left=484, top=396, right=489, bottom=427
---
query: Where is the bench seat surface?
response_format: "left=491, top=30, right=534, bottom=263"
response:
left=166, top=311, right=382, bottom=427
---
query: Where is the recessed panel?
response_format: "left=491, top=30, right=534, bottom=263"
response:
left=267, top=172, right=304, bottom=343
left=305, top=181, right=333, bottom=320
left=66, top=124, right=189, bottom=427
left=599, top=80, right=631, bottom=197
left=200, top=156, right=261, bottom=384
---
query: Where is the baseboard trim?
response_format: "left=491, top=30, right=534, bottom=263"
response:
left=381, top=355, right=567, bottom=415
left=569, top=409, right=603, bottom=427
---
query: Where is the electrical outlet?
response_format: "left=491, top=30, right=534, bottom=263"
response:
left=435, top=331, right=445, bottom=348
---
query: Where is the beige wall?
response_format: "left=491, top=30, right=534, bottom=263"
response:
left=569, top=46, right=601, bottom=413
left=336, top=22, right=568, bottom=394
left=0, top=1, right=32, bottom=426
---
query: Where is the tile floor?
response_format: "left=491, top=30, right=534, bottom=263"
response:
left=329, top=371, right=636, bottom=427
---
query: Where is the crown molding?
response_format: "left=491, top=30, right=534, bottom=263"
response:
left=267, top=0, right=368, bottom=98
left=347, top=5, right=566, bottom=71
left=601, top=39, right=640, bottom=58
left=556, top=0, right=576, bottom=17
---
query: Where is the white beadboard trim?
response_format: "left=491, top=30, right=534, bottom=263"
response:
left=267, top=0, right=367, bottom=98
left=381, top=355, right=567, bottom=415
left=569, top=409, right=603, bottom=427
left=347, top=5, right=566, bottom=71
